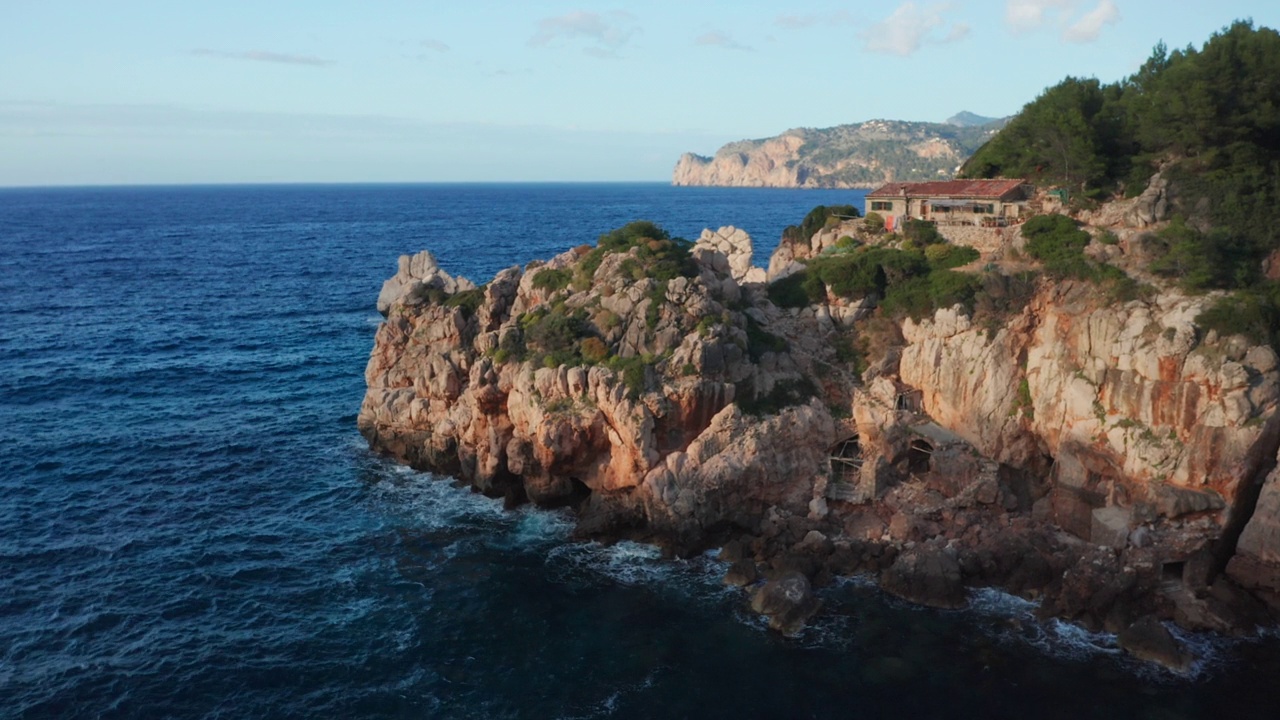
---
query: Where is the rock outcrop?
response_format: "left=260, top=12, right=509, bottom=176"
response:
left=376, top=250, right=476, bottom=315
left=360, top=195, right=1280, bottom=644
left=672, top=117, right=1006, bottom=189
left=360, top=224, right=839, bottom=559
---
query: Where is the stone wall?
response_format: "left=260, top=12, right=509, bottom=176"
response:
left=935, top=224, right=1014, bottom=255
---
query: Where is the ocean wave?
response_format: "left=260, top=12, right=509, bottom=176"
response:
left=544, top=541, right=731, bottom=605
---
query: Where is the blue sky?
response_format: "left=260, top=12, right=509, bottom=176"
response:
left=2, top=1, right=1276, bottom=185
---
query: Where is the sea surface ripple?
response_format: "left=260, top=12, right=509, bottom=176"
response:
left=1, top=184, right=1277, bottom=719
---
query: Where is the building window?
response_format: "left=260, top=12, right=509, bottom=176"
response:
left=870, top=201, right=893, bottom=211
left=973, top=203, right=996, bottom=214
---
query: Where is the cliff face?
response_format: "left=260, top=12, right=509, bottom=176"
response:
left=897, top=288, right=1280, bottom=553
left=359, top=227, right=846, bottom=547
left=361, top=201, right=1280, bottom=649
left=672, top=118, right=1005, bottom=189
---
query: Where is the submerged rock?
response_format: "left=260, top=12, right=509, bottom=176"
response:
left=749, top=571, right=821, bottom=635
left=880, top=544, right=967, bottom=609
left=1118, top=615, right=1193, bottom=673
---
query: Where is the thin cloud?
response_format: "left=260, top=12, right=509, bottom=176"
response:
left=944, top=23, right=972, bottom=43
left=528, top=10, right=638, bottom=57
left=1006, top=0, right=1074, bottom=33
left=695, top=31, right=754, bottom=52
left=1006, top=0, right=1119, bottom=42
left=860, top=3, right=969, bottom=57
left=420, top=39, right=450, bottom=53
left=1063, top=0, right=1120, bottom=43
left=774, top=11, right=855, bottom=29
left=191, top=48, right=331, bottom=67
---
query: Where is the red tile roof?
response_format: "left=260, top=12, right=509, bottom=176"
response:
left=866, top=179, right=1027, bottom=200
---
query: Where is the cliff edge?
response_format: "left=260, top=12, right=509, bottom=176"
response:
left=359, top=194, right=1280, bottom=658
left=672, top=117, right=1005, bottom=189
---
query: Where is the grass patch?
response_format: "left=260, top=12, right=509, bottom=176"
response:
left=737, top=377, right=817, bottom=416
left=532, top=267, right=573, bottom=292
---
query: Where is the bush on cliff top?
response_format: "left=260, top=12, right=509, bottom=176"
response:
left=531, top=267, right=573, bottom=292
left=1197, top=281, right=1280, bottom=349
left=787, top=240, right=983, bottom=320
left=576, top=221, right=697, bottom=289
left=782, top=205, right=862, bottom=245
left=962, top=21, right=1280, bottom=274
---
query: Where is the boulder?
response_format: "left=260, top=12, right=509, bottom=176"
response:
left=880, top=544, right=967, bottom=609
left=1117, top=615, right=1192, bottom=672
left=723, top=559, right=759, bottom=587
left=749, top=570, right=821, bottom=635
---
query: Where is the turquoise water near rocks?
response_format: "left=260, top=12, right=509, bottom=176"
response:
left=2, top=183, right=1277, bottom=719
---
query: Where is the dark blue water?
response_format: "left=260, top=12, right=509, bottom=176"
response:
left=2, top=184, right=1278, bottom=719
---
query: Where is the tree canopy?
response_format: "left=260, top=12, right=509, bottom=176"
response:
left=962, top=20, right=1280, bottom=273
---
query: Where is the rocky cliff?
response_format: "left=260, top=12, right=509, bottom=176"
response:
left=360, top=192, right=1280, bottom=661
left=672, top=117, right=1006, bottom=189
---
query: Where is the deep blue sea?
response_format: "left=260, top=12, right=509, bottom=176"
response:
left=2, top=183, right=1278, bottom=719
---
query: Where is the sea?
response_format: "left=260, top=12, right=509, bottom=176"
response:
left=1, top=183, right=1278, bottom=719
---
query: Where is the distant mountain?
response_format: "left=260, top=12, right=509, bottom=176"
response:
left=672, top=114, right=1010, bottom=189
left=945, top=111, right=1002, bottom=127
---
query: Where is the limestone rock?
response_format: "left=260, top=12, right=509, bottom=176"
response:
left=671, top=119, right=979, bottom=189
left=376, top=250, right=476, bottom=315
left=694, top=226, right=764, bottom=285
left=724, top=559, right=759, bottom=587
left=1118, top=615, right=1192, bottom=672
left=1227, top=458, right=1280, bottom=608
left=880, top=543, right=967, bottom=609
left=749, top=571, right=821, bottom=635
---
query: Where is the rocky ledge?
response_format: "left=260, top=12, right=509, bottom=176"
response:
left=359, top=208, right=1280, bottom=670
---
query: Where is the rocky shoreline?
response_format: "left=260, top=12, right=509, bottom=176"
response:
left=358, top=201, right=1280, bottom=671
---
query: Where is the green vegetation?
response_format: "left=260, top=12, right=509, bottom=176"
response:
left=737, top=377, right=817, bottom=416
left=963, top=21, right=1280, bottom=292
left=1020, top=213, right=1151, bottom=302
left=1197, top=282, right=1280, bottom=349
left=531, top=267, right=573, bottom=292
left=645, top=281, right=668, bottom=329
left=801, top=241, right=981, bottom=320
left=782, top=205, right=861, bottom=244
left=1147, top=217, right=1261, bottom=291
left=517, top=304, right=591, bottom=368
left=606, top=354, right=652, bottom=399
left=863, top=211, right=885, bottom=232
left=902, top=218, right=944, bottom=246
left=745, top=316, right=788, bottom=361
left=1013, top=378, right=1034, bottom=419
left=576, top=221, right=698, bottom=289
left=766, top=271, right=814, bottom=308
left=1022, top=213, right=1094, bottom=280
left=443, top=286, right=485, bottom=316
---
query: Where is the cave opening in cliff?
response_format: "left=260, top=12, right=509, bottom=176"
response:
left=895, top=390, right=922, bottom=413
left=908, top=439, right=934, bottom=475
left=1162, top=561, right=1186, bottom=585
left=830, top=436, right=863, bottom=482
left=568, top=477, right=592, bottom=506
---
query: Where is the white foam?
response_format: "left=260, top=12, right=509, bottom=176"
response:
left=544, top=540, right=732, bottom=605
left=367, top=468, right=508, bottom=533
left=554, top=668, right=663, bottom=720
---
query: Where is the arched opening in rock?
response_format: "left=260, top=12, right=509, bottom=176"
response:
left=908, top=439, right=934, bottom=475
left=895, top=389, right=922, bottom=413
left=829, top=435, right=863, bottom=482
left=568, top=477, right=592, bottom=507
left=1161, top=561, right=1186, bottom=586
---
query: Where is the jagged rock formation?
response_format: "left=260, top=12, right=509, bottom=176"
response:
left=360, top=224, right=844, bottom=550
left=672, top=117, right=1007, bottom=189
left=376, top=250, right=476, bottom=315
left=360, top=187, right=1280, bottom=652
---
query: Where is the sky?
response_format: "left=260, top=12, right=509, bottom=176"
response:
left=2, top=0, right=1277, bottom=186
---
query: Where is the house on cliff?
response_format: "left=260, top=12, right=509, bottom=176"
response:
left=866, top=179, right=1032, bottom=230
